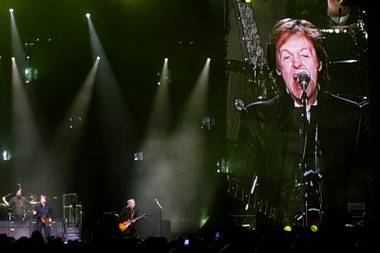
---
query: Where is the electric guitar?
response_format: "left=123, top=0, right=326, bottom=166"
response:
left=41, top=216, right=53, bottom=227
left=118, top=214, right=147, bottom=232
left=227, top=174, right=321, bottom=227
left=227, top=175, right=295, bottom=225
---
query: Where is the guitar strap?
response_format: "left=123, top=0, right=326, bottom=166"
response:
left=130, top=208, right=135, bottom=220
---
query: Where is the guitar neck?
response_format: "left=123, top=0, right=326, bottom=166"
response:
left=227, top=177, right=288, bottom=225
left=133, top=216, right=143, bottom=222
left=132, top=214, right=146, bottom=223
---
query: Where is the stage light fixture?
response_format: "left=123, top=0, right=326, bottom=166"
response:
left=134, top=152, right=144, bottom=161
left=9, top=8, right=14, bottom=13
left=216, top=159, right=228, bottom=173
left=96, top=56, right=100, bottom=60
left=85, top=13, right=91, bottom=18
left=201, top=116, right=215, bottom=131
left=25, top=68, right=31, bottom=83
left=2, top=150, right=11, bottom=161
left=68, top=116, right=83, bottom=129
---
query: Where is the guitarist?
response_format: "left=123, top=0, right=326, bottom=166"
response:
left=119, top=198, right=138, bottom=238
left=33, top=195, right=53, bottom=239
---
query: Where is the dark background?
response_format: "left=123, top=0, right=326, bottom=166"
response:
left=0, top=0, right=226, bottom=236
left=0, top=0, right=377, bottom=238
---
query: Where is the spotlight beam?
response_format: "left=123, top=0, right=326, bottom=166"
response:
left=52, top=58, right=99, bottom=151
left=181, top=58, right=210, bottom=123
left=146, top=58, right=170, bottom=134
left=10, top=9, right=28, bottom=72
left=86, top=14, right=134, bottom=188
left=11, top=59, right=43, bottom=177
left=134, top=58, right=212, bottom=235
left=69, top=58, right=99, bottom=117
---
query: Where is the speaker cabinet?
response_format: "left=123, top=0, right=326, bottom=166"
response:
left=136, top=218, right=171, bottom=239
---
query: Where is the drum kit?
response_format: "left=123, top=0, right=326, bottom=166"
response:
left=319, top=13, right=369, bottom=94
left=321, top=19, right=367, bottom=63
left=0, top=192, right=40, bottom=221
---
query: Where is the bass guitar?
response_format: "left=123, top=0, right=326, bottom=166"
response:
left=227, top=174, right=321, bottom=227
left=227, top=175, right=289, bottom=225
left=41, top=216, right=53, bottom=227
left=118, top=214, right=147, bottom=232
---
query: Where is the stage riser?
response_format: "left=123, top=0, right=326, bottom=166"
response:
left=0, top=220, right=64, bottom=239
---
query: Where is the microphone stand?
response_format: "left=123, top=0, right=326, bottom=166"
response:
left=159, top=208, right=162, bottom=237
left=300, top=83, right=323, bottom=228
left=300, top=84, right=310, bottom=228
left=154, top=199, right=163, bottom=237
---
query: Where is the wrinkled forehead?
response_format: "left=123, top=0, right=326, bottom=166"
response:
left=276, top=32, right=314, bottom=52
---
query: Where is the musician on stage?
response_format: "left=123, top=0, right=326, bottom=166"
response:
left=119, top=198, right=139, bottom=238
left=2, top=188, right=29, bottom=222
left=33, top=195, right=53, bottom=239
